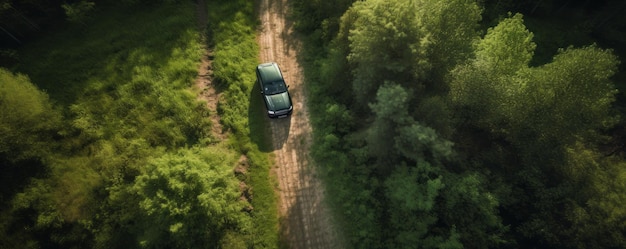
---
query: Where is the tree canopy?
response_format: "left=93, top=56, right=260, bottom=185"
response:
left=0, top=68, right=61, bottom=161
left=343, top=0, right=481, bottom=108
left=129, top=148, right=250, bottom=248
left=300, top=0, right=626, bottom=248
left=2, top=0, right=625, bottom=248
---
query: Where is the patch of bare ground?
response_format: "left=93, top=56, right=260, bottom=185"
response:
left=195, top=0, right=251, bottom=213
left=258, top=0, right=344, bottom=248
left=195, top=0, right=226, bottom=142
left=195, top=49, right=227, bottom=141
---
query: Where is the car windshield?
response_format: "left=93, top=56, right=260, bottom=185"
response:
left=264, top=81, right=287, bottom=95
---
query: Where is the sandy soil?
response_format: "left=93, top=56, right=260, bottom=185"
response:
left=257, top=0, right=343, bottom=248
left=195, top=0, right=226, bottom=141
left=195, top=49, right=227, bottom=141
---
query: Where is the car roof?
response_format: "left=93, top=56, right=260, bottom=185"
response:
left=257, top=62, right=283, bottom=83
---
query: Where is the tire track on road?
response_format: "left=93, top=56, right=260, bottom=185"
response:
left=257, top=0, right=342, bottom=248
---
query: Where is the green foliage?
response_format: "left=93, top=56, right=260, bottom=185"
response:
left=367, top=83, right=410, bottom=162
left=1, top=1, right=274, bottom=248
left=451, top=14, right=619, bottom=153
left=512, top=45, right=619, bottom=146
left=344, top=0, right=481, bottom=107
left=369, top=83, right=411, bottom=124
left=209, top=6, right=258, bottom=136
left=299, top=1, right=507, bottom=248
left=35, top=7, right=212, bottom=148
left=557, top=143, right=626, bottom=248
left=131, top=147, right=250, bottom=248
left=395, top=123, right=454, bottom=163
left=345, top=0, right=425, bottom=106
left=17, top=2, right=203, bottom=105
left=586, top=159, right=626, bottom=247
left=383, top=162, right=455, bottom=249
left=205, top=0, right=280, bottom=247
left=311, top=103, right=354, bottom=137
left=0, top=68, right=62, bottom=161
left=450, top=13, right=536, bottom=127
left=385, top=162, right=443, bottom=213
left=290, top=0, right=355, bottom=42
left=368, top=83, right=455, bottom=166
left=419, top=0, right=482, bottom=86
left=382, top=160, right=506, bottom=248
left=62, top=1, right=95, bottom=24
left=8, top=156, right=102, bottom=247
left=450, top=12, right=623, bottom=248
left=298, top=0, right=625, bottom=248
left=439, top=172, right=506, bottom=248
left=413, top=96, right=454, bottom=138
left=476, top=13, right=536, bottom=75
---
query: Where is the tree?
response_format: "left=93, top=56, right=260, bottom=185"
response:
left=449, top=13, right=536, bottom=129
left=290, top=0, right=355, bottom=43
left=584, top=158, right=626, bottom=248
left=130, top=147, right=250, bottom=248
left=367, top=83, right=412, bottom=167
left=439, top=172, right=507, bottom=248
left=344, top=0, right=481, bottom=107
left=6, top=155, right=103, bottom=248
left=558, top=143, right=626, bottom=248
left=449, top=13, right=621, bottom=248
left=62, top=1, right=95, bottom=24
left=418, top=0, right=482, bottom=91
left=384, top=161, right=462, bottom=249
left=368, top=83, right=455, bottom=168
left=0, top=68, right=61, bottom=162
left=346, top=0, right=424, bottom=106
left=510, top=45, right=618, bottom=150
left=475, top=13, right=536, bottom=76
left=450, top=14, right=618, bottom=154
left=395, top=123, right=455, bottom=164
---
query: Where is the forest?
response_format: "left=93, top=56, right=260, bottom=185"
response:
left=1, top=0, right=625, bottom=248
left=293, top=0, right=626, bottom=248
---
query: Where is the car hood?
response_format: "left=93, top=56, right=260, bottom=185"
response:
left=265, top=92, right=291, bottom=111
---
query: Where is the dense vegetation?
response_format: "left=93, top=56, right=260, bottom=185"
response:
left=3, top=0, right=626, bottom=248
left=292, top=0, right=626, bottom=248
left=1, top=0, right=278, bottom=248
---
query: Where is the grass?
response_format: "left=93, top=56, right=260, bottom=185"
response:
left=16, top=5, right=201, bottom=106
left=12, top=1, right=280, bottom=247
left=205, top=0, right=280, bottom=248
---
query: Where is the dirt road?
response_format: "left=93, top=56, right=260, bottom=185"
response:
left=257, top=0, right=342, bottom=248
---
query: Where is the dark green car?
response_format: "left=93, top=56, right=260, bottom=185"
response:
left=256, top=62, right=293, bottom=118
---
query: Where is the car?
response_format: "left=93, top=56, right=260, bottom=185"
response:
left=256, top=62, right=293, bottom=118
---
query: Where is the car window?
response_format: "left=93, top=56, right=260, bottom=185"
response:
left=264, top=81, right=287, bottom=95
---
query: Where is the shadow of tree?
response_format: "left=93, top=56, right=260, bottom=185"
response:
left=279, top=164, right=343, bottom=249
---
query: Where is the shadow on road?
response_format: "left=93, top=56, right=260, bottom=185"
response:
left=269, top=114, right=291, bottom=151
left=280, top=174, right=343, bottom=249
left=248, top=80, right=291, bottom=152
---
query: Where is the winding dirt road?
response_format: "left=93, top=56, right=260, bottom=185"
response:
left=257, top=0, right=342, bottom=248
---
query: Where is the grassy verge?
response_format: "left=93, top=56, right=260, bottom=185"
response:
left=205, top=0, right=279, bottom=248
